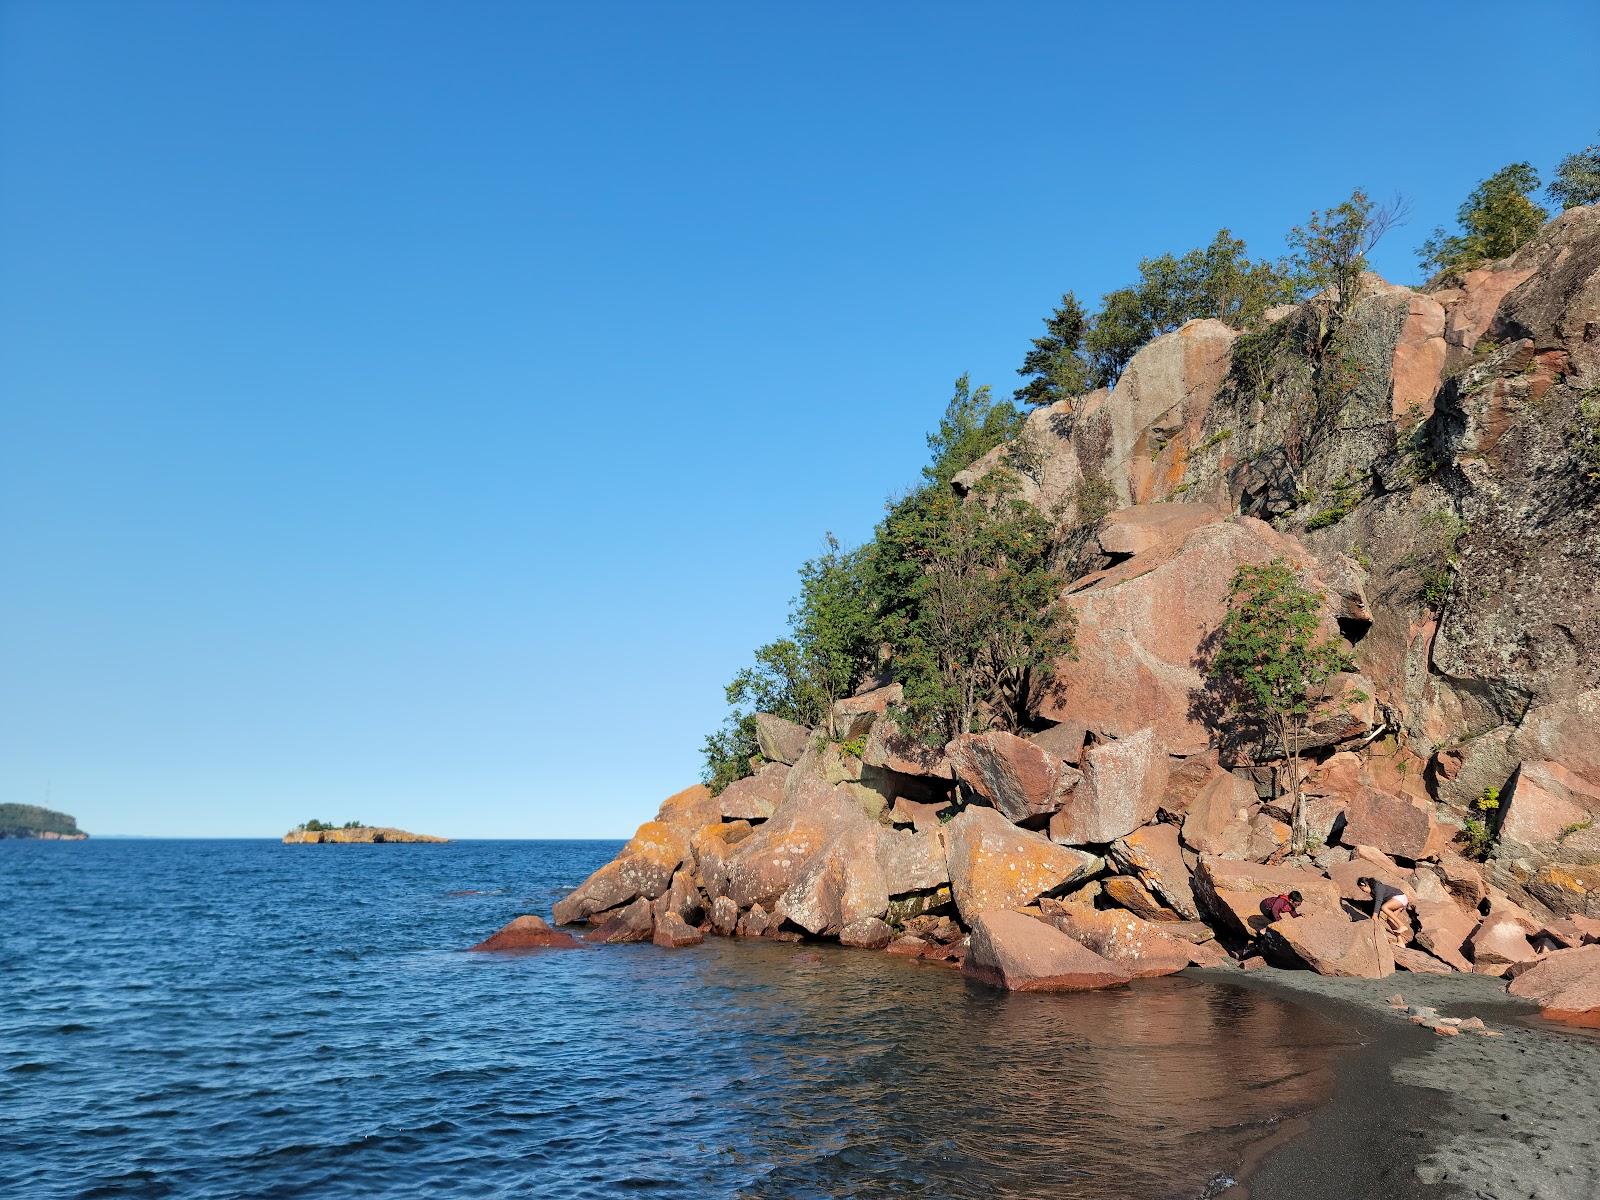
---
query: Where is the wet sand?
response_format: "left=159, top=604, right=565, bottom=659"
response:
left=1198, top=967, right=1600, bottom=1200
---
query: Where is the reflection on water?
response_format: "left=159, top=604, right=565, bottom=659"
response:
left=686, top=943, right=1351, bottom=1199
left=1, top=840, right=1353, bottom=1200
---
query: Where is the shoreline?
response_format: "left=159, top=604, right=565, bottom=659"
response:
left=1201, top=966, right=1600, bottom=1200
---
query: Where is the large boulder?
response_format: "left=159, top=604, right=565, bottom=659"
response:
left=469, top=915, right=583, bottom=952
left=1498, top=760, right=1600, bottom=856
left=832, top=683, right=902, bottom=739
left=780, top=827, right=890, bottom=936
left=948, top=730, right=1078, bottom=822
left=1260, top=912, right=1395, bottom=978
left=722, top=776, right=877, bottom=912
left=754, top=713, right=812, bottom=765
left=1040, top=513, right=1340, bottom=755
left=691, top=819, right=752, bottom=896
left=863, top=716, right=953, bottom=780
left=1507, top=944, right=1600, bottom=1020
left=1048, top=727, right=1168, bottom=845
left=654, top=784, right=722, bottom=837
left=1411, top=900, right=1478, bottom=972
left=946, top=805, right=1099, bottom=923
left=1468, top=913, right=1539, bottom=976
left=1181, top=770, right=1259, bottom=859
left=585, top=896, right=656, bottom=944
left=1109, top=822, right=1200, bottom=919
left=962, top=909, right=1132, bottom=992
left=652, top=911, right=705, bottom=948
left=1340, top=791, right=1446, bottom=862
left=718, top=763, right=788, bottom=821
left=875, top=826, right=950, bottom=894
left=552, top=820, right=691, bottom=925
left=1192, top=857, right=1341, bottom=940
left=1101, top=874, right=1178, bottom=922
left=1028, top=720, right=1088, bottom=767
left=839, top=916, right=895, bottom=949
left=1048, top=908, right=1195, bottom=977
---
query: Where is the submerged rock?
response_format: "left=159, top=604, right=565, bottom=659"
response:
left=469, top=915, right=582, bottom=952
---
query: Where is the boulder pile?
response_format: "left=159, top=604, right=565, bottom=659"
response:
left=482, top=205, right=1600, bottom=1023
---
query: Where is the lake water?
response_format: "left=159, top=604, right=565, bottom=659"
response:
left=1, top=839, right=1361, bottom=1198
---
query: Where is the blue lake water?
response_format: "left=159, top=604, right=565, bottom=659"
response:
left=1, top=839, right=1360, bottom=1198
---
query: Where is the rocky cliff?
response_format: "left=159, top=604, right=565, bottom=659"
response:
left=528, top=204, right=1600, bottom=1018
left=282, top=825, right=447, bottom=844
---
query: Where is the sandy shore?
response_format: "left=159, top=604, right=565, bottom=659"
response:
left=1196, top=966, right=1600, bottom=1200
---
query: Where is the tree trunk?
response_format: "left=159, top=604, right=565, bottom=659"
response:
left=1282, top=715, right=1306, bottom=854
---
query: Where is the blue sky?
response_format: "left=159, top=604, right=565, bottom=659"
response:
left=2, top=2, right=1596, bottom=837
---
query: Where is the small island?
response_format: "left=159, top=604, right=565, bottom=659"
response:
left=0, top=803, right=88, bottom=840
left=282, top=819, right=447, bottom=844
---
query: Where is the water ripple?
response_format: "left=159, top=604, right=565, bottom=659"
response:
left=1, top=839, right=1355, bottom=1199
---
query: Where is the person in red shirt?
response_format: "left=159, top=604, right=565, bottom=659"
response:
left=1260, top=890, right=1303, bottom=922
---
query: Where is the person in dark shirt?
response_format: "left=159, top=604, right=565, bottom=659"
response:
left=1260, top=889, right=1303, bottom=922
left=1357, top=876, right=1412, bottom=944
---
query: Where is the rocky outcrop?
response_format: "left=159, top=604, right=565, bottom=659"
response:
left=946, top=805, right=1099, bottom=921
left=1508, top=944, right=1600, bottom=1021
left=508, top=207, right=1600, bottom=1017
left=283, top=825, right=446, bottom=844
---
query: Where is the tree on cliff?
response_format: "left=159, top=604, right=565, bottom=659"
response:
left=886, top=467, right=1075, bottom=741
left=1208, top=559, right=1351, bottom=852
left=1084, top=230, right=1294, bottom=386
left=1286, top=188, right=1404, bottom=332
left=1014, top=292, right=1093, bottom=408
left=1418, top=163, right=1547, bottom=275
left=1550, top=133, right=1600, bottom=210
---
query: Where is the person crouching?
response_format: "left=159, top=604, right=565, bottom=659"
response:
left=1356, top=876, right=1412, bottom=945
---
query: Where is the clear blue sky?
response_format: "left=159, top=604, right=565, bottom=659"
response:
left=2, top=2, right=1596, bottom=837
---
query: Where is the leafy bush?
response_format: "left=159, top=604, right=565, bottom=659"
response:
left=1418, top=163, right=1547, bottom=275
left=1550, top=133, right=1600, bottom=210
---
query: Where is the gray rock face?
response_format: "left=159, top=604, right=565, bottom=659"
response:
left=754, top=713, right=812, bottom=765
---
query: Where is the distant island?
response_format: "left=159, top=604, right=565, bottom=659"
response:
left=0, top=803, right=88, bottom=840
left=282, top=819, right=446, bottom=844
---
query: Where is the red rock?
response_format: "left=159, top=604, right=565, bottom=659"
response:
left=1158, top=753, right=1222, bottom=820
left=722, top=777, right=876, bottom=911
left=1508, top=944, right=1600, bottom=1019
left=1391, top=292, right=1447, bottom=421
left=885, top=934, right=929, bottom=957
left=946, top=805, right=1099, bottom=923
left=754, top=713, right=812, bottom=765
left=585, top=897, right=656, bottom=944
left=1327, top=856, right=1411, bottom=903
left=690, top=819, right=752, bottom=897
left=863, top=716, right=953, bottom=780
left=1431, top=1023, right=1461, bottom=1036
left=1394, top=945, right=1454, bottom=975
left=1101, top=874, right=1178, bottom=922
left=832, top=684, right=903, bottom=739
left=553, top=820, right=691, bottom=925
left=1436, top=853, right=1488, bottom=908
left=1040, top=515, right=1339, bottom=756
left=734, top=903, right=771, bottom=938
left=1412, top=900, right=1477, bottom=972
left=874, top=826, right=949, bottom=894
left=839, top=917, right=894, bottom=949
left=708, top=895, right=738, bottom=936
left=1340, top=791, right=1446, bottom=862
left=1499, top=760, right=1600, bottom=848
left=1181, top=771, right=1259, bottom=859
left=1110, top=822, right=1200, bottom=919
left=1049, top=908, right=1194, bottom=978
left=1469, top=913, right=1539, bottom=976
left=779, top=825, right=889, bottom=936
left=1260, top=912, right=1396, bottom=978
left=947, top=730, right=1078, bottom=822
left=718, top=763, right=788, bottom=821
left=653, top=869, right=706, bottom=927
left=1029, top=720, right=1088, bottom=766
left=654, top=784, right=722, bottom=837
left=1442, top=264, right=1535, bottom=353
left=1192, top=857, right=1342, bottom=940
left=652, top=911, right=705, bottom=948
left=469, top=915, right=583, bottom=952
left=888, top=797, right=952, bottom=831
left=1049, top=727, right=1169, bottom=845
left=962, top=910, right=1132, bottom=992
